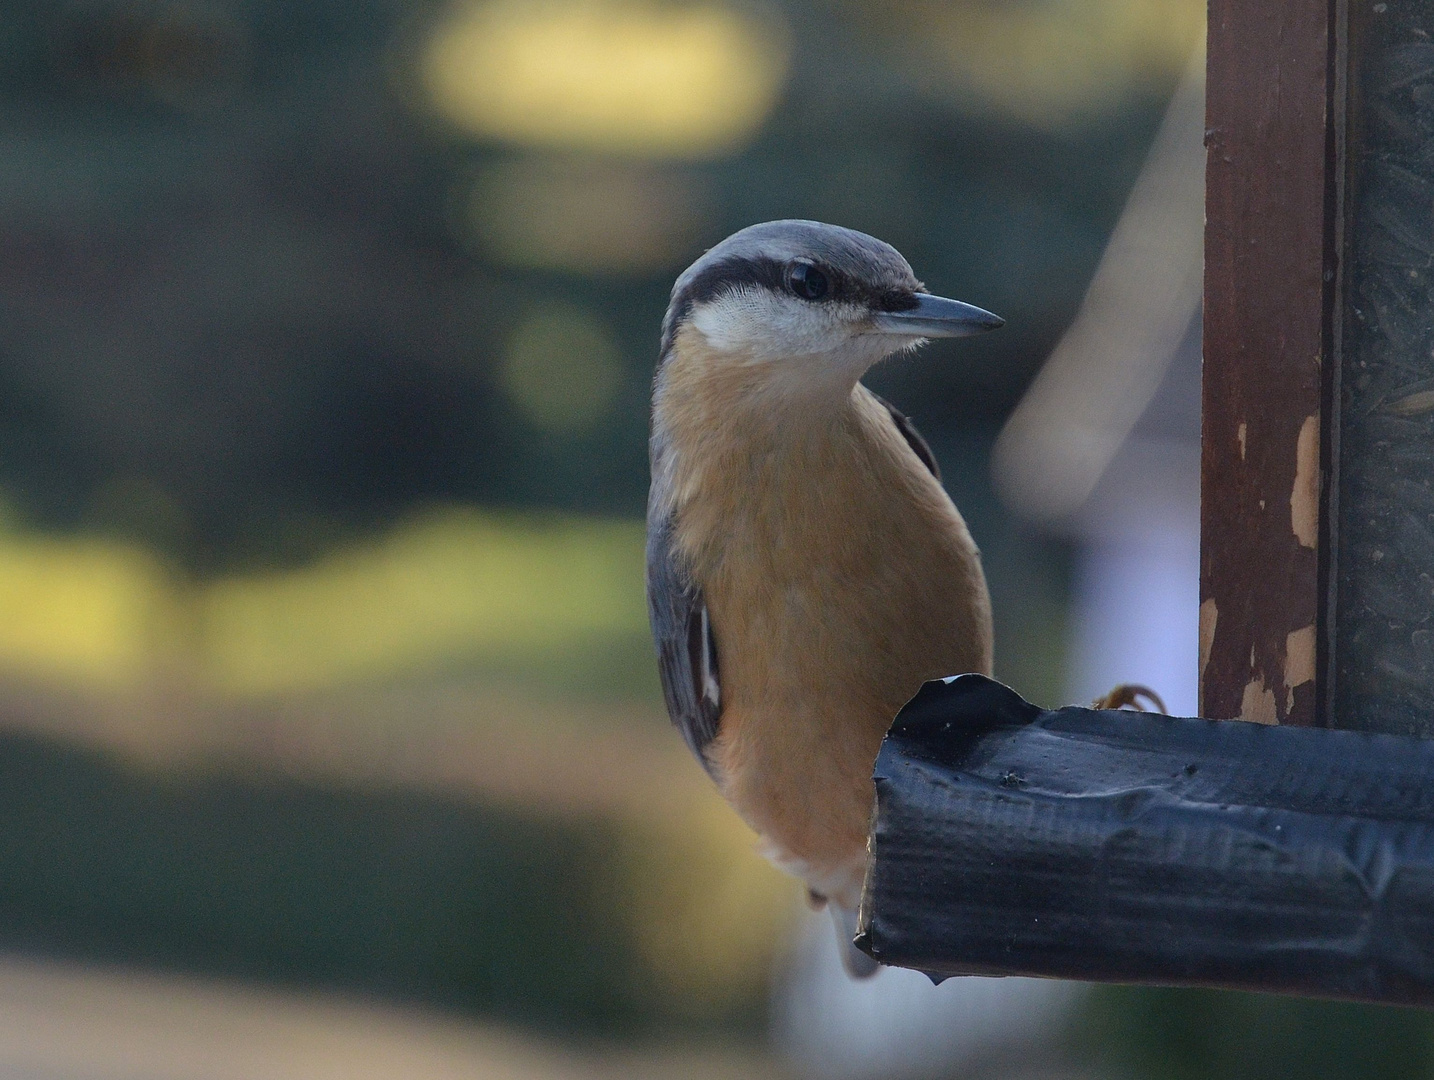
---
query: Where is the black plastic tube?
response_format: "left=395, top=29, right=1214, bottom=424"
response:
left=856, top=675, right=1434, bottom=1004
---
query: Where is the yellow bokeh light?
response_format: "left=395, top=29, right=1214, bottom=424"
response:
left=619, top=790, right=799, bottom=1009
left=0, top=509, right=649, bottom=698
left=466, top=157, right=712, bottom=273
left=0, top=539, right=176, bottom=687
left=863, top=0, right=1205, bottom=129
left=421, top=0, right=789, bottom=158
left=501, top=303, right=626, bottom=434
left=200, top=509, right=647, bottom=695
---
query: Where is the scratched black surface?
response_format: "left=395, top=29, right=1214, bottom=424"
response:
left=859, top=675, right=1434, bottom=1002
left=1334, top=2, right=1434, bottom=734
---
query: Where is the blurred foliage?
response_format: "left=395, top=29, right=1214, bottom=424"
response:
left=418, top=0, right=791, bottom=157
left=0, top=724, right=793, bottom=1035
left=0, top=505, right=654, bottom=697
left=499, top=304, right=626, bottom=434
left=0, top=495, right=801, bottom=1035
left=465, top=155, right=714, bottom=273
left=842, top=0, right=1204, bottom=129
left=200, top=507, right=649, bottom=695
left=0, top=0, right=1197, bottom=572
left=0, top=530, right=171, bottom=687
left=0, top=0, right=1208, bottom=1048
left=616, top=793, right=799, bottom=1016
left=1076, top=985, right=1434, bottom=1080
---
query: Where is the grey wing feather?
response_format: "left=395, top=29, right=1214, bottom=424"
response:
left=646, top=511, right=722, bottom=777
left=871, top=393, right=940, bottom=481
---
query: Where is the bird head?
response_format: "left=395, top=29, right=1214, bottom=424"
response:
left=659, top=220, right=1002, bottom=396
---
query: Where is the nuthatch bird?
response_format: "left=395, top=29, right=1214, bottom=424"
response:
left=647, top=220, right=1003, bottom=976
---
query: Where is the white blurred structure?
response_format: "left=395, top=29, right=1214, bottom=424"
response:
left=1062, top=328, right=1201, bottom=717
left=994, top=44, right=1206, bottom=717
left=992, top=47, right=1205, bottom=528
left=773, top=913, right=1087, bottom=1080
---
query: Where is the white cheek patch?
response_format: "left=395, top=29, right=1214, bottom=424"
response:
left=689, top=287, right=861, bottom=363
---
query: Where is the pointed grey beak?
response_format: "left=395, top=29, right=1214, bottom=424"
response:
left=867, top=293, right=1004, bottom=338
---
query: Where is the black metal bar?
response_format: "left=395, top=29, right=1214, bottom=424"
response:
left=856, top=675, right=1434, bottom=1004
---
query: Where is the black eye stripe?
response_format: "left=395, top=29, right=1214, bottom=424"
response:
left=660, top=252, right=923, bottom=359
left=674, top=255, right=787, bottom=310
left=877, top=289, right=921, bottom=312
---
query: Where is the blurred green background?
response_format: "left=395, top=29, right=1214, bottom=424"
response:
left=0, top=1, right=1422, bottom=1078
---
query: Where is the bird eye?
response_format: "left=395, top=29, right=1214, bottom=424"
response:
left=787, top=261, right=829, bottom=301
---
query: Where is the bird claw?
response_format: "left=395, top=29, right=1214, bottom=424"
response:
left=1092, top=683, right=1168, bottom=713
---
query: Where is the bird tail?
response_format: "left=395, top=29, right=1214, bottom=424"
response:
left=830, top=904, right=879, bottom=978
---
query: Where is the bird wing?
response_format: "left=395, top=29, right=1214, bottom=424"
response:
left=646, top=512, right=722, bottom=777
left=871, top=393, right=941, bottom=481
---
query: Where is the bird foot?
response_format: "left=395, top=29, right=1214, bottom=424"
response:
left=1092, top=683, right=1167, bottom=713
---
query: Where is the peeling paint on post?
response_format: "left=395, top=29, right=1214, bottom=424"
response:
left=1201, top=0, right=1336, bottom=725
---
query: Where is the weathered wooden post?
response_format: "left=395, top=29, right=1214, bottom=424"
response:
left=1199, top=0, right=1334, bottom=728
left=1204, top=0, right=1434, bottom=736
